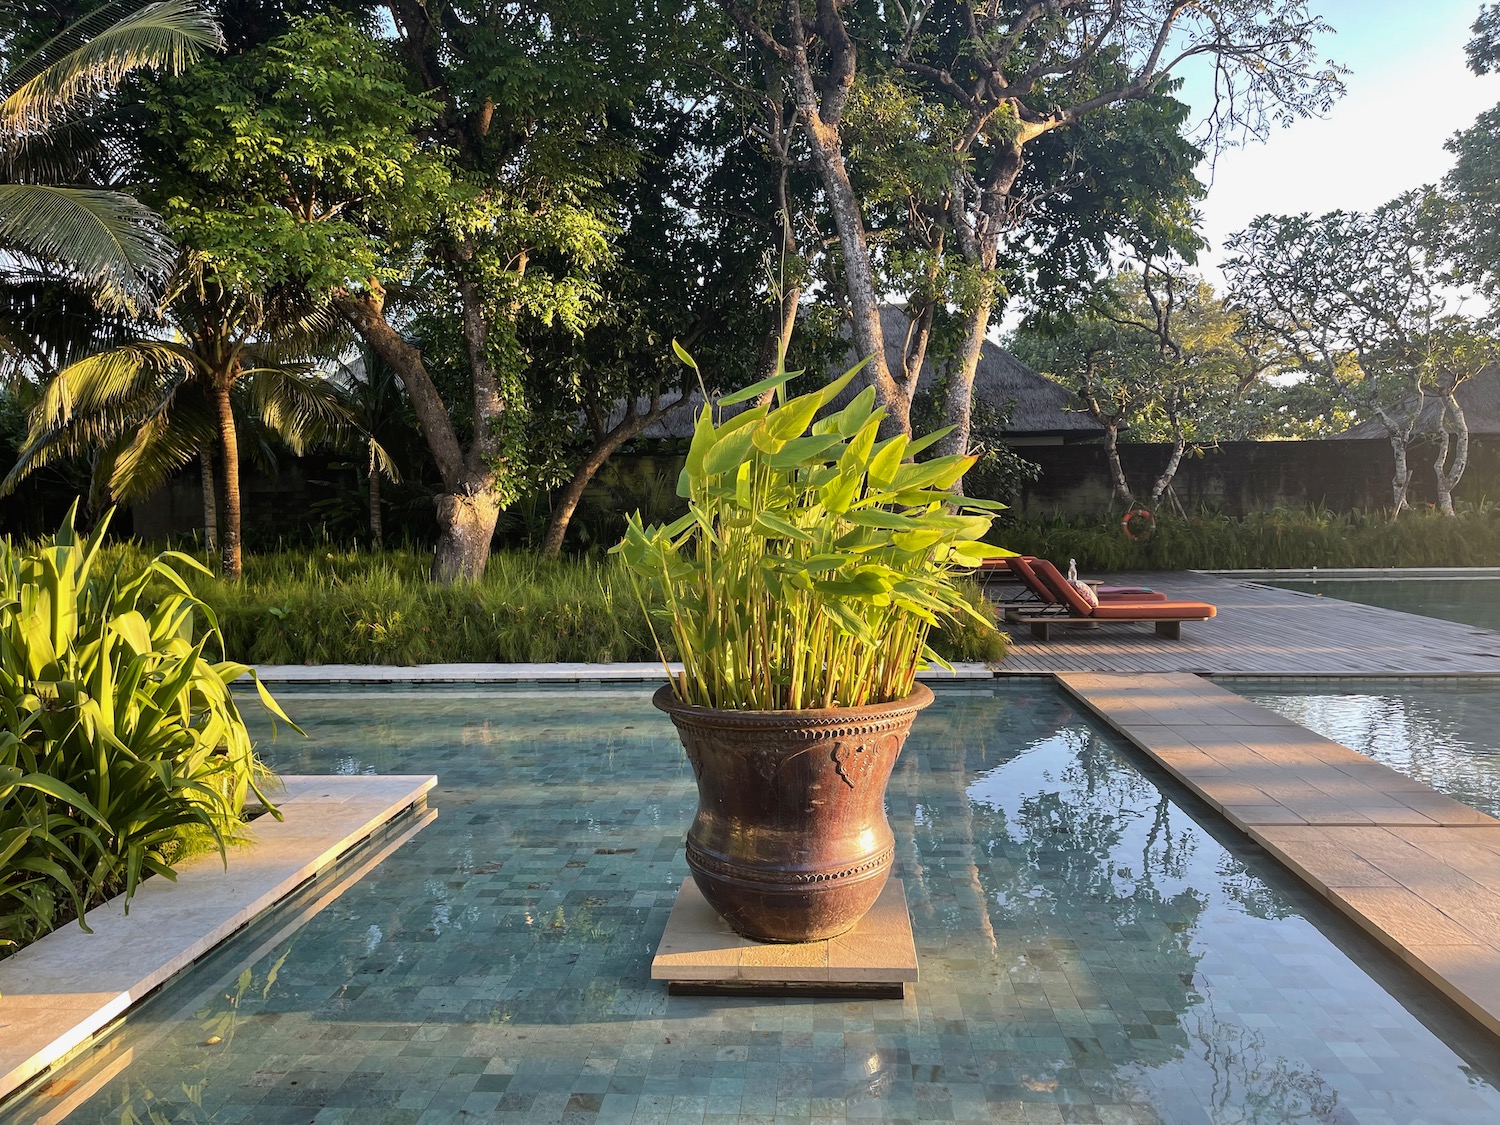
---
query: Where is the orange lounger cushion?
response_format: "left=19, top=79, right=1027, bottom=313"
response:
left=1090, top=600, right=1216, bottom=621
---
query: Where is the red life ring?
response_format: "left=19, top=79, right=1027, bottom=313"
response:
left=1122, top=506, right=1156, bottom=541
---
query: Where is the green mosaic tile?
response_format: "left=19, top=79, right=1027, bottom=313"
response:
left=3, top=683, right=1499, bottom=1124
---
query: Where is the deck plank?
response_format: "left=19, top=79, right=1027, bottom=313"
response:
left=997, top=572, right=1500, bottom=675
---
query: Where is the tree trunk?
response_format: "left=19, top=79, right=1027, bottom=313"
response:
left=804, top=128, right=907, bottom=432
left=1149, top=433, right=1188, bottom=508
left=779, top=6, right=908, bottom=434
left=753, top=280, right=802, bottom=397
left=1435, top=394, right=1469, bottom=517
left=199, top=448, right=218, bottom=553
left=368, top=445, right=384, bottom=548
left=432, top=490, right=500, bottom=582
left=1389, top=433, right=1413, bottom=520
left=942, top=149, right=1020, bottom=463
left=900, top=298, right=935, bottom=401
left=1104, top=423, right=1133, bottom=508
left=336, top=286, right=504, bottom=582
left=935, top=284, right=997, bottom=487
left=542, top=395, right=688, bottom=558
left=212, top=383, right=242, bottom=580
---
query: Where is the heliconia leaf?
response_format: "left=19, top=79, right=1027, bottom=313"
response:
left=702, top=423, right=758, bottom=476
left=843, top=509, right=914, bottom=531
left=718, top=368, right=797, bottom=407
left=683, top=404, right=716, bottom=480
left=866, top=435, right=908, bottom=488
left=764, top=385, right=826, bottom=440
left=752, top=511, right=813, bottom=542
left=815, top=357, right=869, bottom=411
left=903, top=425, right=954, bottom=458
left=834, top=386, right=878, bottom=437
left=764, top=433, right=844, bottom=469
left=892, top=528, right=945, bottom=552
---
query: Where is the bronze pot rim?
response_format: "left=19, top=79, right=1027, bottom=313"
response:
left=652, top=681, right=934, bottom=727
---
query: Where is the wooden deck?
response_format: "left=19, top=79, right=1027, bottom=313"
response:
left=993, top=571, right=1500, bottom=675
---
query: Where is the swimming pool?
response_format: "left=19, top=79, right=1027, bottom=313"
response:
left=1230, top=678, right=1500, bottom=821
left=1257, top=576, right=1500, bottom=633
left=4, top=682, right=1499, bottom=1124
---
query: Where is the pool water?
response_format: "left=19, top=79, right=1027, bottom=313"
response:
left=1262, top=578, right=1500, bottom=633
left=6, top=682, right=1500, bottom=1125
left=1231, top=678, right=1500, bottom=821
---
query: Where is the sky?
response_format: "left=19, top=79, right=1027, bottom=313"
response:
left=1184, top=1, right=1500, bottom=281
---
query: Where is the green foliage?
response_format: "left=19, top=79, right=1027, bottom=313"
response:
left=0, top=506, right=286, bottom=957
left=999, top=506, right=1500, bottom=571
left=28, top=541, right=1007, bottom=667
left=612, top=358, right=1010, bottom=710
left=1014, top=265, right=1263, bottom=443
left=0, top=0, right=222, bottom=306
left=146, top=15, right=450, bottom=294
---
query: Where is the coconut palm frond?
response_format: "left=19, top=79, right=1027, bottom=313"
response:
left=256, top=289, right=350, bottom=360
left=30, top=339, right=197, bottom=432
left=0, top=270, right=139, bottom=377
left=242, top=364, right=360, bottom=455
left=106, top=386, right=216, bottom=501
left=368, top=435, right=401, bottom=483
left=0, top=118, right=116, bottom=185
left=0, top=0, right=223, bottom=136
left=0, top=183, right=175, bottom=300
left=3, top=395, right=142, bottom=494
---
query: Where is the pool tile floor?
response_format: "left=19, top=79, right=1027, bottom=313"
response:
left=4, top=683, right=1500, bottom=1124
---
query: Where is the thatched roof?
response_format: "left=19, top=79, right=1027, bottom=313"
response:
left=1337, top=365, right=1500, bottom=438
left=632, top=305, right=1102, bottom=441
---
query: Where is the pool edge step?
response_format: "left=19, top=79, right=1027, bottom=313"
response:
left=1058, top=670, right=1500, bottom=1040
left=0, top=774, right=437, bottom=1103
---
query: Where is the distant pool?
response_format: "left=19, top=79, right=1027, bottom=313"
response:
left=1259, top=576, right=1500, bottom=632
left=1230, top=678, right=1500, bottom=819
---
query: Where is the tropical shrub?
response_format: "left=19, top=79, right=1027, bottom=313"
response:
left=612, top=357, right=1010, bottom=710
left=0, top=507, right=288, bottom=956
left=998, top=505, right=1500, bottom=571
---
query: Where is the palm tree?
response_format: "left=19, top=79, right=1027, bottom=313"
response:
left=2, top=260, right=367, bottom=578
left=0, top=0, right=221, bottom=306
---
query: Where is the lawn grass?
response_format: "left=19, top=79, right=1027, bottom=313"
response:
left=87, top=543, right=1008, bottom=666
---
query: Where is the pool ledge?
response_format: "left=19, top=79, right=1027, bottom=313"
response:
left=0, top=774, right=437, bottom=1102
left=248, top=662, right=1001, bottom=683
left=1058, top=671, right=1500, bottom=1039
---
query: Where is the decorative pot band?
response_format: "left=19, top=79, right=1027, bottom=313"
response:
left=686, top=842, right=895, bottom=886
left=652, top=682, right=935, bottom=731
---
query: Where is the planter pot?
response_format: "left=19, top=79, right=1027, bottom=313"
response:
left=653, top=682, right=934, bottom=943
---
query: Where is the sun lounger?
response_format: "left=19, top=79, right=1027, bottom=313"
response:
left=1003, top=558, right=1215, bottom=641
left=1003, top=556, right=1167, bottom=604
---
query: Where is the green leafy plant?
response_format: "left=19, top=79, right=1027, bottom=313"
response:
left=0, top=505, right=291, bottom=956
left=611, top=352, right=1011, bottom=710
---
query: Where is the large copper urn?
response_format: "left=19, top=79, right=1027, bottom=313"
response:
left=653, top=683, right=933, bottom=943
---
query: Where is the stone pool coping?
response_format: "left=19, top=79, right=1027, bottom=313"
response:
left=1058, top=671, right=1500, bottom=1039
left=250, top=661, right=1002, bottom=683
left=0, top=774, right=437, bottom=1103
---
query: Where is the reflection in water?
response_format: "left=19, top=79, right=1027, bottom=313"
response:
left=1182, top=1014, right=1339, bottom=1125
left=1238, top=680, right=1500, bottom=819
left=10, top=685, right=1500, bottom=1124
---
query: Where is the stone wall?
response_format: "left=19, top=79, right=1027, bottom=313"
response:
left=1012, top=437, right=1500, bottom=517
